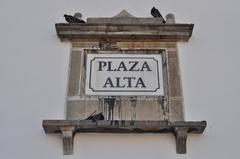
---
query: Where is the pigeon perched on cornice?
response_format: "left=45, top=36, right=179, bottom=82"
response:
left=84, top=111, right=104, bottom=122
left=151, top=7, right=166, bottom=23
left=64, top=13, right=85, bottom=23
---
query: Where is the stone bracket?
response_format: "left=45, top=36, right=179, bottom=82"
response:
left=60, top=126, right=75, bottom=155
left=42, top=120, right=206, bottom=155
left=174, top=127, right=188, bottom=154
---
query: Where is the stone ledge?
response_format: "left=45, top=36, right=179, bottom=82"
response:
left=42, top=120, right=206, bottom=154
left=55, top=23, right=194, bottom=42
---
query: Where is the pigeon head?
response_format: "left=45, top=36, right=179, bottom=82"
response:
left=74, top=12, right=82, bottom=20
left=63, top=14, right=67, bottom=17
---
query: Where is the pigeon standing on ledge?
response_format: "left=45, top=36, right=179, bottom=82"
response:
left=84, top=111, right=105, bottom=122
left=151, top=7, right=166, bottom=23
left=64, top=12, right=85, bottom=23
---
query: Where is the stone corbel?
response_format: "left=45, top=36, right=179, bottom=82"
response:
left=174, top=127, right=189, bottom=154
left=60, top=126, right=75, bottom=155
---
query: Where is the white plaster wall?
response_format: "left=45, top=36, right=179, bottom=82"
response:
left=0, top=0, right=239, bottom=158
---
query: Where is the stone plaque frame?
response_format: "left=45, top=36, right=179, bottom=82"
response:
left=66, top=49, right=169, bottom=121
left=42, top=10, right=206, bottom=155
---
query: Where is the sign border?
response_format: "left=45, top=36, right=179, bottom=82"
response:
left=89, top=56, right=160, bottom=92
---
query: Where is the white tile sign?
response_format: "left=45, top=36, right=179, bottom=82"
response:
left=85, top=54, right=164, bottom=96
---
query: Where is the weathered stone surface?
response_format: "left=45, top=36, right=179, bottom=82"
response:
left=87, top=18, right=165, bottom=25
left=60, top=126, right=75, bottom=155
left=42, top=120, right=206, bottom=154
left=174, top=127, right=188, bottom=154
left=166, top=50, right=184, bottom=121
left=55, top=23, right=194, bottom=42
left=66, top=98, right=165, bottom=121
left=72, top=42, right=99, bottom=48
left=66, top=100, right=87, bottom=120
left=43, top=120, right=206, bottom=134
left=65, top=47, right=185, bottom=122
left=167, top=51, right=183, bottom=97
left=66, top=49, right=168, bottom=121
left=68, top=51, right=82, bottom=96
left=117, top=42, right=177, bottom=49
left=168, top=98, right=184, bottom=121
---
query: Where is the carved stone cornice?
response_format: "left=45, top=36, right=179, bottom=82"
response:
left=55, top=23, right=194, bottom=42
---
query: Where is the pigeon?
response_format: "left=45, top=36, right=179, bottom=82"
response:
left=151, top=7, right=166, bottom=23
left=64, top=14, right=85, bottom=23
left=84, top=111, right=104, bottom=122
